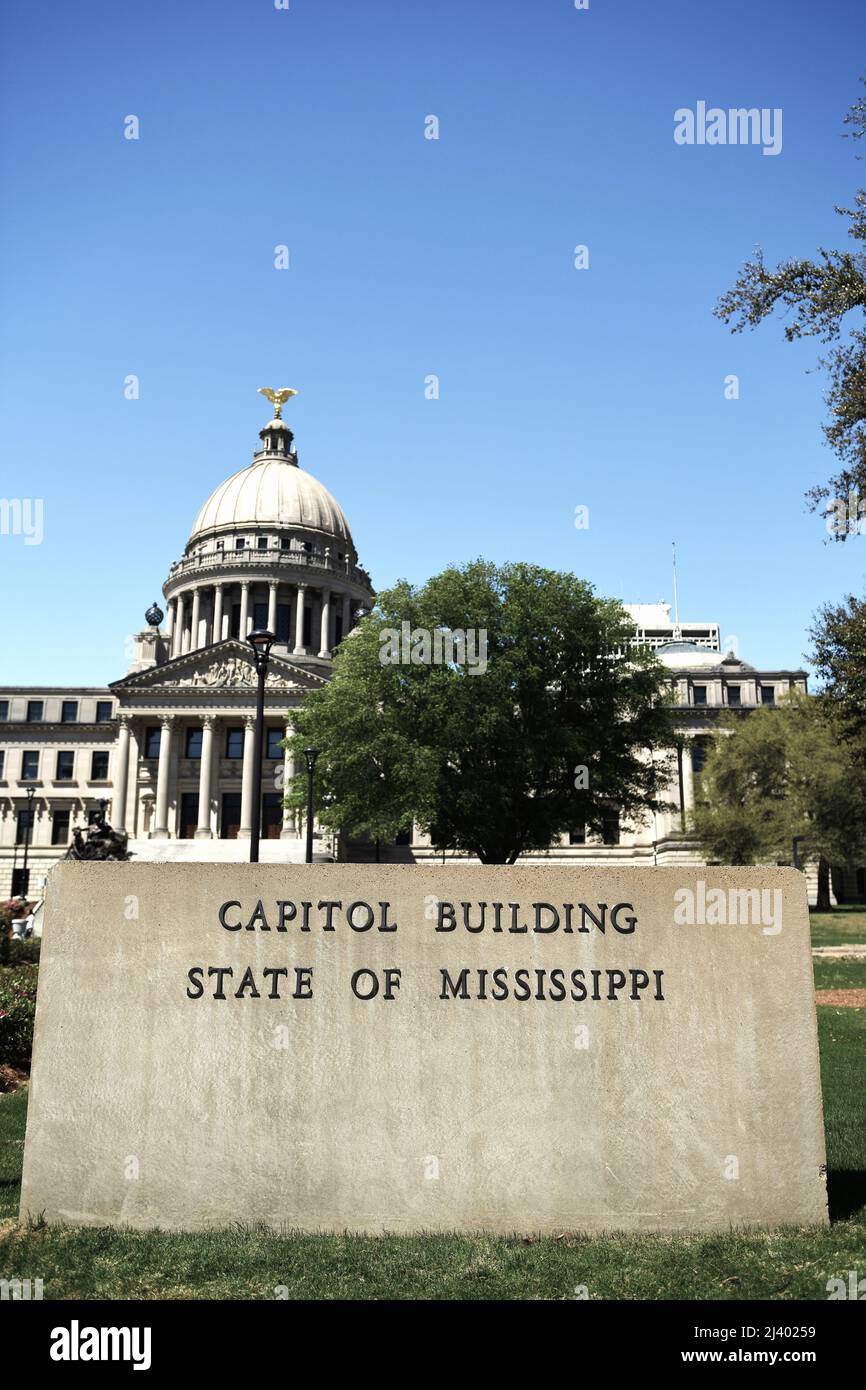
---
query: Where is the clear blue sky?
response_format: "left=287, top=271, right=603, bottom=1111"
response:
left=1, top=0, right=865, bottom=684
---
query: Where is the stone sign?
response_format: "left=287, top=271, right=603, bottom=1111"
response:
left=20, top=863, right=828, bottom=1233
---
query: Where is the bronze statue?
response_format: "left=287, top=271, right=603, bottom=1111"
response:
left=66, top=814, right=130, bottom=863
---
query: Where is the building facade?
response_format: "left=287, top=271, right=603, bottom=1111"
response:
left=0, top=403, right=374, bottom=897
left=0, top=404, right=821, bottom=899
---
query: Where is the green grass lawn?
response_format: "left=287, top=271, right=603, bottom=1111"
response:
left=1, top=1008, right=864, bottom=1300
left=813, top=956, right=866, bottom=991
left=810, top=905, right=866, bottom=948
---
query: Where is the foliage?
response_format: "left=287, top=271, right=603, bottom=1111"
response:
left=0, top=964, right=38, bottom=1072
left=714, top=76, right=866, bottom=526
left=810, top=591, right=866, bottom=740
left=286, top=560, right=674, bottom=863
left=691, top=694, right=866, bottom=871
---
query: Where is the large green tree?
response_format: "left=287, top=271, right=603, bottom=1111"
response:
left=691, top=694, right=866, bottom=908
left=810, top=591, right=866, bottom=741
left=286, top=560, right=674, bottom=864
left=715, top=77, right=866, bottom=529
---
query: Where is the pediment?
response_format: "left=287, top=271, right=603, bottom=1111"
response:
left=110, top=640, right=328, bottom=693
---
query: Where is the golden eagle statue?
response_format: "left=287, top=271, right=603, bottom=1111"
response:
left=258, top=387, right=298, bottom=418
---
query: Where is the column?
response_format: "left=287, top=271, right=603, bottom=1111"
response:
left=267, top=581, right=278, bottom=634
left=318, top=587, right=332, bottom=658
left=281, top=720, right=297, bottom=838
left=190, top=588, right=201, bottom=652
left=173, top=593, right=186, bottom=657
left=153, top=715, right=174, bottom=838
left=681, top=745, right=695, bottom=827
left=293, top=584, right=307, bottom=655
left=165, top=600, right=176, bottom=643
left=239, top=582, right=250, bottom=641
left=341, top=593, right=351, bottom=643
left=212, top=584, right=224, bottom=645
left=112, top=716, right=131, bottom=830
left=196, top=715, right=215, bottom=838
left=238, top=714, right=256, bottom=839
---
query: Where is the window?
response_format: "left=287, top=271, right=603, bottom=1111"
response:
left=26, top=700, right=43, bottom=722
left=760, top=685, right=776, bottom=706
left=235, top=538, right=245, bottom=550
left=266, top=728, right=283, bottom=760
left=0, top=700, right=8, bottom=721
left=601, top=811, right=620, bottom=846
left=56, top=751, right=74, bottom=780
left=179, top=792, right=199, bottom=840
left=692, top=685, right=707, bottom=706
left=225, top=727, right=244, bottom=759
left=61, top=700, right=78, bottom=723
left=276, top=604, right=291, bottom=642
left=16, top=808, right=34, bottom=845
left=95, top=701, right=113, bottom=723
left=692, top=740, right=710, bottom=775
left=52, top=810, right=70, bottom=846
left=253, top=602, right=268, bottom=629
left=262, top=793, right=282, bottom=839
left=0, top=751, right=4, bottom=779
left=727, top=686, right=741, bottom=707
left=569, top=827, right=586, bottom=845
left=144, top=726, right=161, bottom=759
left=221, top=792, right=242, bottom=839
left=280, top=537, right=291, bottom=551
left=21, top=751, right=39, bottom=780
left=185, top=727, right=202, bottom=759
left=91, top=751, right=109, bottom=780
left=257, top=536, right=269, bottom=550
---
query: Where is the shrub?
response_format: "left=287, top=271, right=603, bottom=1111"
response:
left=7, top=938, right=40, bottom=966
left=0, top=963, right=39, bottom=1072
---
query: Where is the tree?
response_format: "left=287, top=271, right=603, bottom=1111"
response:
left=810, top=591, right=866, bottom=741
left=286, top=560, right=674, bottom=864
left=714, top=77, right=866, bottom=529
left=691, top=694, right=866, bottom=908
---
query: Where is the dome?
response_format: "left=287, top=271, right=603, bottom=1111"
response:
left=187, top=456, right=353, bottom=552
left=656, top=642, right=754, bottom=671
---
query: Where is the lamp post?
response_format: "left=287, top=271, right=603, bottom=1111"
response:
left=303, top=747, right=320, bottom=864
left=20, top=786, right=35, bottom=900
left=247, top=628, right=276, bottom=864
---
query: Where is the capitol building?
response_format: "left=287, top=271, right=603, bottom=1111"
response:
left=0, top=398, right=815, bottom=900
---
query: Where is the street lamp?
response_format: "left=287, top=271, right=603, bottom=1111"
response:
left=303, top=747, right=321, bottom=865
left=20, top=786, right=35, bottom=900
left=247, top=628, right=276, bottom=864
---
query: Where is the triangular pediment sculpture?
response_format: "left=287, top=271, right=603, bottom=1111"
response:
left=110, top=639, right=328, bottom=692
